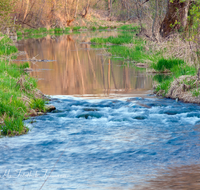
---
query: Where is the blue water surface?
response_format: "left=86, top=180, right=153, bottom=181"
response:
left=1, top=96, right=200, bottom=190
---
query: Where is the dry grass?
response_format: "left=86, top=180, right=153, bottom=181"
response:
left=145, top=33, right=200, bottom=68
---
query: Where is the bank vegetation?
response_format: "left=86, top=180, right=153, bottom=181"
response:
left=0, top=33, right=56, bottom=137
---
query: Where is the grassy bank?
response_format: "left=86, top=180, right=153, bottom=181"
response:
left=0, top=33, right=47, bottom=136
left=90, top=24, right=198, bottom=97
left=16, top=25, right=118, bottom=40
left=153, top=59, right=197, bottom=95
left=90, top=25, right=160, bottom=63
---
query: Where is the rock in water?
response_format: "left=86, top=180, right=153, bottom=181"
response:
left=45, top=105, right=56, bottom=112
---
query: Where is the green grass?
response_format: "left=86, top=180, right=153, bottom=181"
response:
left=154, top=60, right=197, bottom=95
left=72, top=26, right=81, bottom=31
left=16, top=31, right=22, bottom=36
left=0, top=35, right=18, bottom=56
left=110, top=26, right=116, bottom=29
left=24, top=28, right=34, bottom=34
left=91, top=26, right=97, bottom=30
left=65, top=27, right=70, bottom=31
left=39, top=28, right=47, bottom=32
left=99, top=26, right=108, bottom=30
left=0, top=33, right=46, bottom=136
left=54, top=28, right=63, bottom=34
left=91, top=33, right=135, bottom=45
left=193, top=89, right=200, bottom=97
left=152, top=58, right=185, bottom=71
left=32, top=29, right=42, bottom=34
left=155, top=78, right=173, bottom=95
left=24, top=34, right=47, bottom=39
left=91, top=25, right=197, bottom=97
left=118, top=25, right=140, bottom=32
left=153, top=74, right=172, bottom=83
left=48, top=28, right=55, bottom=33
left=17, top=36, right=23, bottom=41
left=91, top=31, right=159, bottom=63
left=108, top=43, right=154, bottom=63
left=30, top=98, right=46, bottom=112
left=3, top=116, right=25, bottom=135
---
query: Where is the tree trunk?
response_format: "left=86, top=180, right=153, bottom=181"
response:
left=160, top=0, right=191, bottom=37
left=108, top=0, right=112, bottom=18
left=23, top=0, right=29, bottom=22
left=152, top=0, right=158, bottom=39
left=74, top=0, right=80, bottom=18
left=82, top=0, right=90, bottom=18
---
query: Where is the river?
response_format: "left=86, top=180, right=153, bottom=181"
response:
left=1, top=31, right=200, bottom=189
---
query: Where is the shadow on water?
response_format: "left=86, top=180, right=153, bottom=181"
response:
left=15, top=31, right=152, bottom=97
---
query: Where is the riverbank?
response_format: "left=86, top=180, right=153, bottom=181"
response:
left=0, top=33, right=55, bottom=137
left=14, top=20, right=122, bottom=41
left=90, top=24, right=200, bottom=104
left=155, top=75, right=200, bottom=104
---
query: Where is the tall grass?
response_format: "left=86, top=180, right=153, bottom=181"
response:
left=0, top=36, right=18, bottom=56
left=30, top=99, right=46, bottom=112
left=152, top=59, right=184, bottom=71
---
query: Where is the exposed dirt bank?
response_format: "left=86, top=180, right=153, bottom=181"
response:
left=155, top=75, right=200, bottom=104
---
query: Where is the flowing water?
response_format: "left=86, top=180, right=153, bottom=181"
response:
left=1, top=31, right=200, bottom=190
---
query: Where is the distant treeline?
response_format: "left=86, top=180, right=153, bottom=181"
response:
left=0, top=0, right=200, bottom=39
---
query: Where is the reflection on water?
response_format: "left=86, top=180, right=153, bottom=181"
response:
left=16, top=31, right=152, bottom=97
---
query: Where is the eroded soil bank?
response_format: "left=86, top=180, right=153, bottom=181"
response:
left=155, top=75, right=200, bottom=104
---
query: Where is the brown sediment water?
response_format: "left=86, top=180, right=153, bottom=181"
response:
left=15, top=31, right=153, bottom=98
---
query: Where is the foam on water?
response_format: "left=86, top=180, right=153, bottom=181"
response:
left=1, top=95, right=200, bottom=189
